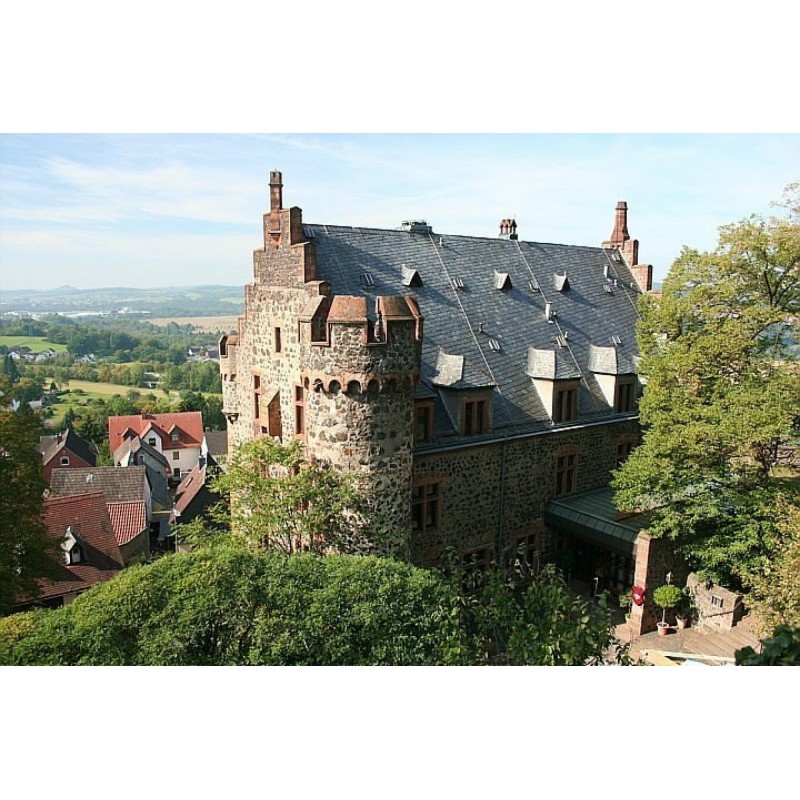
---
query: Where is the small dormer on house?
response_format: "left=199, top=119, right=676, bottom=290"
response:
left=61, top=525, right=85, bottom=565
left=588, top=342, right=640, bottom=413
left=526, top=347, right=582, bottom=423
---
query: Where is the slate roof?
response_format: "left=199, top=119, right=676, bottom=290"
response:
left=33, top=493, right=124, bottom=602
left=50, top=465, right=149, bottom=504
left=107, top=412, right=203, bottom=453
left=305, top=223, right=643, bottom=441
left=38, top=428, right=97, bottom=468
left=107, top=500, right=149, bottom=546
left=170, top=464, right=208, bottom=523
left=203, top=430, right=228, bottom=458
left=112, top=435, right=170, bottom=468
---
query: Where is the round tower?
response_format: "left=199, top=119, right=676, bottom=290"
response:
left=299, top=294, right=423, bottom=558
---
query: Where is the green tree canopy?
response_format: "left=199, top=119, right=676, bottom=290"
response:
left=0, top=539, right=623, bottom=666
left=613, top=184, right=800, bottom=588
left=0, top=408, right=59, bottom=614
left=210, top=437, right=368, bottom=555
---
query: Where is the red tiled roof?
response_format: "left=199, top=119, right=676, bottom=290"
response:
left=35, top=493, right=125, bottom=602
left=107, top=500, right=149, bottom=546
left=108, top=412, right=203, bottom=453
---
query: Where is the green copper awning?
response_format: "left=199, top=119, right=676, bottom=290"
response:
left=545, top=488, right=648, bottom=556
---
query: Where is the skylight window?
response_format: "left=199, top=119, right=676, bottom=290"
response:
left=451, top=277, right=465, bottom=290
left=360, top=272, right=375, bottom=288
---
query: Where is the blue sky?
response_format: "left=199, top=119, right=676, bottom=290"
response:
left=1, top=133, right=797, bottom=291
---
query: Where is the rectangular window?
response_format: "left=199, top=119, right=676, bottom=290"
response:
left=295, top=384, right=305, bottom=436
left=555, top=453, right=578, bottom=496
left=554, top=384, right=579, bottom=423
left=615, top=379, right=637, bottom=413
left=275, top=328, right=282, bottom=353
left=148, top=437, right=156, bottom=447
left=173, top=468, right=181, bottom=479
left=462, top=398, right=488, bottom=435
left=173, top=450, right=180, bottom=460
left=60, top=456, right=70, bottom=466
left=710, top=595, right=724, bottom=609
left=414, top=402, right=434, bottom=443
left=171, top=431, right=180, bottom=442
left=253, top=374, right=261, bottom=420
left=412, top=481, right=441, bottom=533
left=615, top=440, right=635, bottom=469
left=461, top=547, right=491, bottom=579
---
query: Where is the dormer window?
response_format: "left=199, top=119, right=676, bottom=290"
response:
left=615, top=377, right=637, bottom=413
left=462, top=396, right=490, bottom=436
left=171, top=431, right=180, bottom=442
left=61, top=526, right=84, bottom=565
left=414, top=401, right=434, bottom=443
left=553, top=380, right=579, bottom=423
left=148, top=437, right=157, bottom=447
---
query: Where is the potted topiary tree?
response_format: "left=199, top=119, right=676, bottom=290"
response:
left=653, top=584, right=683, bottom=635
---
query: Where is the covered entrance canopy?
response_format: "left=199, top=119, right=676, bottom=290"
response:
left=545, top=487, right=649, bottom=558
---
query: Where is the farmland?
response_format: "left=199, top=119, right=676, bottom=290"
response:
left=147, top=315, right=238, bottom=333
left=0, top=336, right=68, bottom=353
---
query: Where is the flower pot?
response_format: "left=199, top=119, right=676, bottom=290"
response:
left=657, top=622, right=670, bottom=636
left=676, top=616, right=689, bottom=630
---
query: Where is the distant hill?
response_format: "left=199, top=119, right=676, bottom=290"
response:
left=0, top=285, right=244, bottom=318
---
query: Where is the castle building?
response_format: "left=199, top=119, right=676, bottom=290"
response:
left=220, top=172, right=652, bottom=591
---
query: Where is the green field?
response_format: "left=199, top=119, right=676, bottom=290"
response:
left=45, top=381, right=182, bottom=427
left=0, top=336, right=68, bottom=353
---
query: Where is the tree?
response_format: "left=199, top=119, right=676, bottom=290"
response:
left=745, top=500, right=800, bottom=632
left=0, top=408, right=59, bottom=615
left=0, top=538, right=623, bottom=666
left=1, top=354, right=20, bottom=384
left=735, top=624, right=800, bottom=666
left=456, top=563, right=626, bottom=666
left=613, top=185, right=800, bottom=588
left=210, top=437, right=367, bottom=555
left=0, top=542, right=460, bottom=666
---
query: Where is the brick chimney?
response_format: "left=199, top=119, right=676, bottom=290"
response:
left=608, top=201, right=630, bottom=246
left=499, top=218, right=518, bottom=240
left=267, top=170, right=283, bottom=245
left=602, top=200, right=652, bottom=292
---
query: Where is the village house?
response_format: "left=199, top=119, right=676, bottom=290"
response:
left=50, top=464, right=170, bottom=547
left=15, top=492, right=124, bottom=609
left=38, top=427, right=97, bottom=483
left=107, top=411, right=203, bottom=482
left=219, top=172, right=676, bottom=629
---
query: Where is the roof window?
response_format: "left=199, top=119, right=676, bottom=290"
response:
left=401, top=265, right=423, bottom=287
left=494, top=270, right=512, bottom=291
left=360, top=272, right=375, bottom=288
left=554, top=273, right=570, bottom=292
left=451, top=277, right=465, bottom=291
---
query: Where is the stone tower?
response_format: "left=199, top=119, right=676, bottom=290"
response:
left=220, top=172, right=422, bottom=556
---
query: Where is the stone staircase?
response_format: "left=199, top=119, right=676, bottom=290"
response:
left=619, top=616, right=764, bottom=665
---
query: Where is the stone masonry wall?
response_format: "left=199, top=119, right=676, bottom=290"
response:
left=411, top=418, right=640, bottom=567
